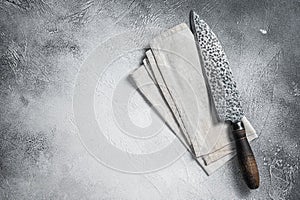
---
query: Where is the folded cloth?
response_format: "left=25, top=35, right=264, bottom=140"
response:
left=129, top=23, right=258, bottom=175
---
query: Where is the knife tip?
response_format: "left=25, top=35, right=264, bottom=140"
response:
left=189, top=10, right=196, bottom=33
left=189, top=10, right=195, bottom=18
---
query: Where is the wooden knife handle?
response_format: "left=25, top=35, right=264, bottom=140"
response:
left=232, top=121, right=259, bottom=189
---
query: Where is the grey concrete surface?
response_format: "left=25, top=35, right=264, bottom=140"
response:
left=0, top=0, right=299, bottom=199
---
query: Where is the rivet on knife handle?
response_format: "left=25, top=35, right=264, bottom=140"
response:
left=232, top=121, right=259, bottom=189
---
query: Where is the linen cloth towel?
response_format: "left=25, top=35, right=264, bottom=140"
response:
left=129, top=23, right=258, bottom=174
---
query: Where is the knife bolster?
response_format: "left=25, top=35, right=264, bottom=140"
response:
left=232, top=121, right=260, bottom=189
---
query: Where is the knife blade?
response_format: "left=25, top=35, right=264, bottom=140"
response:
left=190, top=10, right=259, bottom=189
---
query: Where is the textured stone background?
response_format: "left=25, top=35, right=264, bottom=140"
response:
left=0, top=0, right=299, bottom=199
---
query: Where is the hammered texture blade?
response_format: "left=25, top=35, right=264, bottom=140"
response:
left=191, top=11, right=244, bottom=123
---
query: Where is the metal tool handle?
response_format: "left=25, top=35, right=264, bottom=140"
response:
left=232, top=121, right=260, bottom=189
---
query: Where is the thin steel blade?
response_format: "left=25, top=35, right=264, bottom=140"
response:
left=190, top=10, right=244, bottom=123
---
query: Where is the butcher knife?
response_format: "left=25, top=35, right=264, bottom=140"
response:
left=190, top=10, right=259, bottom=189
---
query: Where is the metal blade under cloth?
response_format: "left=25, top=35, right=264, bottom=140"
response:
left=190, top=11, right=244, bottom=123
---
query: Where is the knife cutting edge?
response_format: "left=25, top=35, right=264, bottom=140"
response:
left=190, top=10, right=259, bottom=189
